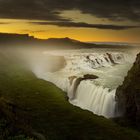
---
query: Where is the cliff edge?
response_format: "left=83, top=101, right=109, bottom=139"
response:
left=116, top=53, right=140, bottom=124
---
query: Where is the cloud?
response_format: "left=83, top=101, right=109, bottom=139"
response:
left=0, top=22, right=10, bottom=24
left=30, top=21, right=140, bottom=30
left=0, top=0, right=139, bottom=22
left=0, top=0, right=70, bottom=21
left=20, top=29, right=46, bottom=33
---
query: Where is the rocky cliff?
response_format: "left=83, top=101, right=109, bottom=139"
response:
left=116, top=53, right=140, bottom=124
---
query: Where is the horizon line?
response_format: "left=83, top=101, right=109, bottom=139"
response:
left=0, top=32, right=139, bottom=44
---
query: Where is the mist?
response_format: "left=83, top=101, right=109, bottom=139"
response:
left=0, top=44, right=139, bottom=118
left=0, top=44, right=139, bottom=76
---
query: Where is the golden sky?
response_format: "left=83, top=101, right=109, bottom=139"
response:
left=0, top=5, right=139, bottom=43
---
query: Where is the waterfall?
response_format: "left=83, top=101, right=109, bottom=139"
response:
left=63, top=52, right=133, bottom=73
left=32, top=51, right=134, bottom=119
left=68, top=80, right=117, bottom=118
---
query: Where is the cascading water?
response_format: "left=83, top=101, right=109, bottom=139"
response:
left=33, top=50, right=135, bottom=118
left=68, top=80, right=117, bottom=118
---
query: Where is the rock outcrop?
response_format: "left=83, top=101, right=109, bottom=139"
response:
left=116, top=53, right=140, bottom=123
left=68, top=74, right=98, bottom=100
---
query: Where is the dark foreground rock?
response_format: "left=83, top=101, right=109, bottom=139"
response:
left=116, top=53, right=140, bottom=124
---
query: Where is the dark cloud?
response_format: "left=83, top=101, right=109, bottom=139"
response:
left=21, top=29, right=46, bottom=33
left=0, top=0, right=70, bottom=21
left=30, top=21, right=140, bottom=30
left=0, top=0, right=139, bottom=22
left=0, top=22, right=10, bottom=24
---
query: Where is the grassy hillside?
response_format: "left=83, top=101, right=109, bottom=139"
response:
left=0, top=51, right=140, bottom=140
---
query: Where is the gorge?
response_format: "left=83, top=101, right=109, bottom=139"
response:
left=32, top=49, right=137, bottom=118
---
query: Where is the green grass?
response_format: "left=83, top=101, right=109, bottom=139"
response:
left=0, top=52, right=140, bottom=140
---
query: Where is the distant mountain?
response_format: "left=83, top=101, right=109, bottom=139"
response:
left=44, top=37, right=99, bottom=49
left=0, top=33, right=132, bottom=49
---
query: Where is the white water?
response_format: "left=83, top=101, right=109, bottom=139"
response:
left=68, top=80, right=117, bottom=118
left=33, top=50, right=135, bottom=118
